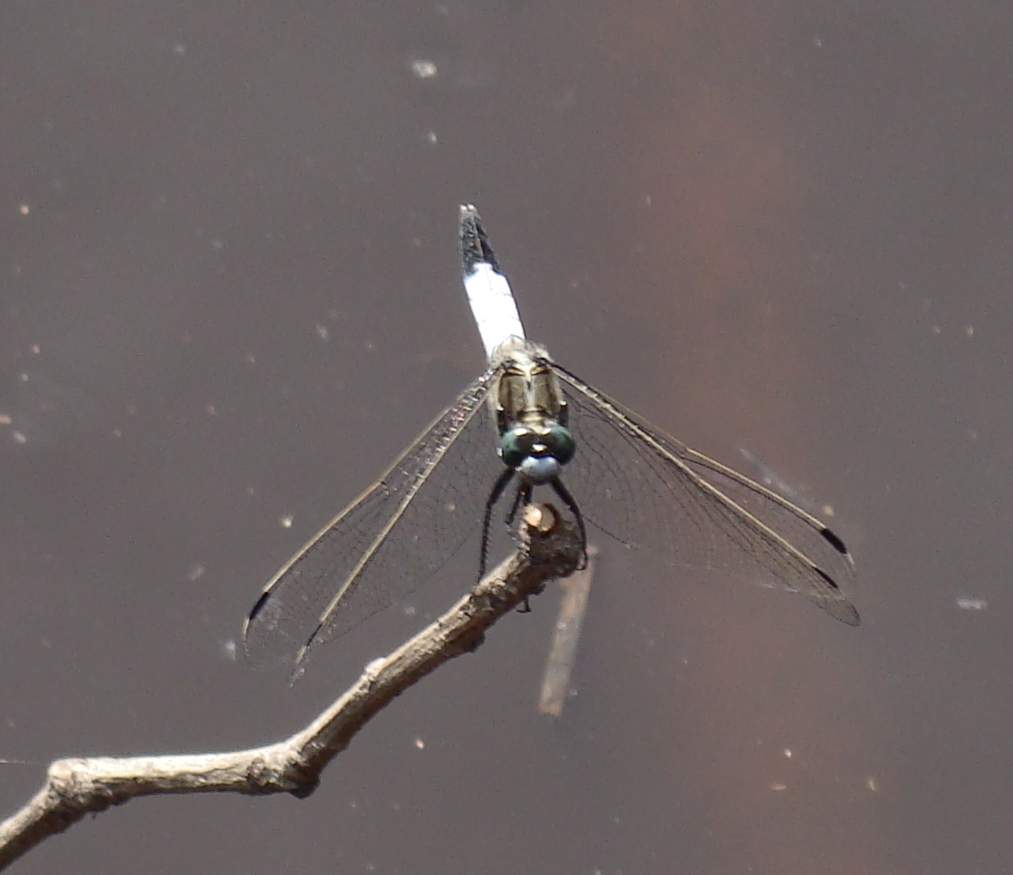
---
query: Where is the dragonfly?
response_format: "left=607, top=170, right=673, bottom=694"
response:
left=243, top=205, right=859, bottom=672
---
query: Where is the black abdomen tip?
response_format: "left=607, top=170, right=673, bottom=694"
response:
left=459, top=203, right=501, bottom=273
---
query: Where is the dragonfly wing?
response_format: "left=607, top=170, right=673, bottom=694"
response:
left=243, top=370, right=506, bottom=667
left=551, top=365, right=860, bottom=626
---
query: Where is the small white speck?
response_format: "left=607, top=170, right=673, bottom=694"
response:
left=414, top=737, right=425, bottom=750
left=111, top=428, right=123, bottom=439
left=245, top=485, right=256, bottom=497
left=783, top=748, right=792, bottom=759
left=279, top=514, right=294, bottom=528
left=956, top=596, right=988, bottom=611
left=186, top=563, right=206, bottom=582
left=173, top=43, right=187, bottom=56
left=30, top=344, right=40, bottom=355
left=364, top=340, right=376, bottom=352
left=964, top=324, right=974, bottom=337
left=210, top=238, right=224, bottom=250
left=220, top=639, right=237, bottom=661
left=18, top=203, right=30, bottom=216
left=930, top=325, right=942, bottom=335
left=813, top=35, right=824, bottom=48
left=410, top=59, right=438, bottom=79
left=402, top=604, right=417, bottom=617
left=12, top=431, right=27, bottom=445
left=770, top=782, right=788, bottom=792
left=314, top=324, right=330, bottom=341
left=18, top=372, right=29, bottom=383
left=865, top=776, right=879, bottom=792
left=205, top=403, right=218, bottom=416
left=424, top=130, right=438, bottom=145
left=642, top=194, right=652, bottom=207
left=244, top=352, right=256, bottom=365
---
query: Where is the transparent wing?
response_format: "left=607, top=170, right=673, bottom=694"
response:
left=551, top=365, right=860, bottom=625
left=243, top=371, right=507, bottom=668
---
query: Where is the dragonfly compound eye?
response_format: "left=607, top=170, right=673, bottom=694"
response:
left=499, top=427, right=533, bottom=468
left=544, top=424, right=576, bottom=465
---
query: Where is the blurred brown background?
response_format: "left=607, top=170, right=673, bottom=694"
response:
left=2, top=3, right=1011, bottom=873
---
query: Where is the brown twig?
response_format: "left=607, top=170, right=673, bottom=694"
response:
left=538, top=544, right=598, bottom=717
left=0, top=504, right=581, bottom=871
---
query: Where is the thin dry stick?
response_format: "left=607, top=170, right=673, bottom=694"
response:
left=0, top=505, right=581, bottom=872
left=538, top=544, right=597, bottom=717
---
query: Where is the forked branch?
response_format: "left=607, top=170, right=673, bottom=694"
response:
left=0, top=505, right=581, bottom=871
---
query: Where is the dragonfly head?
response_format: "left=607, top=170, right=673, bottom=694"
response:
left=499, top=423, right=576, bottom=484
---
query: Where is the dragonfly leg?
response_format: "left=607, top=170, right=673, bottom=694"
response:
left=550, top=477, right=588, bottom=570
left=480, top=468, right=515, bottom=579
left=509, top=482, right=535, bottom=613
left=504, top=481, right=526, bottom=527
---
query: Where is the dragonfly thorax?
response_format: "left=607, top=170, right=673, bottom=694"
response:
left=491, top=339, right=574, bottom=484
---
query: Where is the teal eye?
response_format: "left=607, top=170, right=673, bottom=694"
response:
left=499, top=427, right=532, bottom=468
left=545, top=424, right=576, bottom=464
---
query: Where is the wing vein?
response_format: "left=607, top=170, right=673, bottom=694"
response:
left=300, top=371, right=496, bottom=656
left=552, top=365, right=859, bottom=625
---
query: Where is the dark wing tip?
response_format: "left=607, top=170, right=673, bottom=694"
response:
left=814, top=565, right=840, bottom=591
left=288, top=620, right=324, bottom=680
left=459, top=203, right=501, bottom=275
left=820, top=526, right=850, bottom=557
left=243, top=589, right=272, bottom=641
